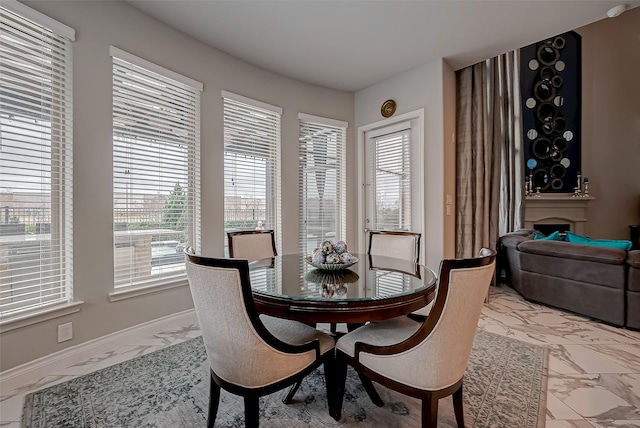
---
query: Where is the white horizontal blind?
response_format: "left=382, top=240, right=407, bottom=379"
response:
left=375, top=272, right=410, bottom=296
left=298, top=115, right=346, bottom=255
left=0, top=6, right=73, bottom=318
left=368, top=129, right=412, bottom=231
left=223, top=95, right=281, bottom=255
left=112, top=53, right=201, bottom=289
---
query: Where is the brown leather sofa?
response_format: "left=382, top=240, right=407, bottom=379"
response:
left=498, top=230, right=635, bottom=327
left=627, top=251, right=640, bottom=329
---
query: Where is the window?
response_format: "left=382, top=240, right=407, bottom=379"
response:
left=111, top=47, right=201, bottom=290
left=0, top=4, right=74, bottom=320
left=298, top=113, right=347, bottom=254
left=366, top=128, right=412, bottom=231
left=222, top=91, right=281, bottom=255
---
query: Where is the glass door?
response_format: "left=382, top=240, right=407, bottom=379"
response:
left=364, top=121, right=421, bottom=252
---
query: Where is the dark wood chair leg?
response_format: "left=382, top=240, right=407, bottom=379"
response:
left=208, top=372, right=220, bottom=428
left=282, top=380, right=301, bottom=404
left=345, top=321, right=383, bottom=407
left=322, top=356, right=336, bottom=415
left=332, top=354, right=349, bottom=421
left=421, top=393, right=438, bottom=428
left=244, top=395, right=260, bottom=428
left=358, top=373, right=384, bottom=406
left=453, top=382, right=465, bottom=427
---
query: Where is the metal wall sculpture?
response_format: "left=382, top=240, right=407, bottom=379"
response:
left=520, top=31, right=581, bottom=193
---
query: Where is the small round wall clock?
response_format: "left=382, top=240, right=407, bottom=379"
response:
left=381, top=99, right=396, bottom=118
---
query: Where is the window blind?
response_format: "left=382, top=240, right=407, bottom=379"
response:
left=298, top=114, right=347, bottom=255
left=368, top=129, right=411, bottom=231
left=375, top=272, right=410, bottom=296
left=112, top=50, right=201, bottom=289
left=0, top=6, right=74, bottom=318
left=223, top=93, right=281, bottom=254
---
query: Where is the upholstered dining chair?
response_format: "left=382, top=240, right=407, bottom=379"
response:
left=368, top=230, right=421, bottom=264
left=331, top=249, right=496, bottom=427
left=184, top=250, right=335, bottom=428
left=368, top=230, right=431, bottom=319
left=227, top=229, right=277, bottom=262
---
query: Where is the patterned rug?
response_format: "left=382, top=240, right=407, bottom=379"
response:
left=23, top=329, right=548, bottom=427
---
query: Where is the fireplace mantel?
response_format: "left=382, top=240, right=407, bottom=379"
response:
left=524, top=194, right=595, bottom=235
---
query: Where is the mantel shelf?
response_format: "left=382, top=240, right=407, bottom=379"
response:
left=524, top=194, right=595, bottom=235
left=525, top=194, right=595, bottom=202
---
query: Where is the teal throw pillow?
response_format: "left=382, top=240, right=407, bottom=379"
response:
left=534, top=231, right=563, bottom=241
left=565, top=231, right=632, bottom=251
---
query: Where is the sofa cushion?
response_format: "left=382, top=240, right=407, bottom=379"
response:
left=517, top=240, right=626, bottom=265
left=519, top=271, right=625, bottom=326
left=534, top=231, right=564, bottom=241
left=518, top=248, right=625, bottom=289
left=565, top=232, right=633, bottom=251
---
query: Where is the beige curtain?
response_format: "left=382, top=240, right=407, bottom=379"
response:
left=455, top=51, right=523, bottom=258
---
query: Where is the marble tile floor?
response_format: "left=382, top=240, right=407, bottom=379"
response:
left=1, top=284, right=639, bottom=427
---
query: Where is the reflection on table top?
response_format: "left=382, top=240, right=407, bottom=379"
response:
left=248, top=253, right=437, bottom=324
left=249, top=253, right=437, bottom=302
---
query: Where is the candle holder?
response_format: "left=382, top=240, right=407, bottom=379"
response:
left=576, top=173, right=583, bottom=196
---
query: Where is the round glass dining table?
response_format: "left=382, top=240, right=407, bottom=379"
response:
left=248, top=253, right=437, bottom=324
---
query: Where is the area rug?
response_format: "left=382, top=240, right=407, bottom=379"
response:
left=23, top=329, right=548, bottom=427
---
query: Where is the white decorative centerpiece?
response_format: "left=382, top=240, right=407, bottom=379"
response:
left=304, top=269, right=359, bottom=299
left=305, top=240, right=358, bottom=271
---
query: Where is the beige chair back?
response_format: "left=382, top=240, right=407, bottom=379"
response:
left=358, top=251, right=495, bottom=390
left=368, top=230, right=421, bottom=263
left=227, top=230, right=277, bottom=262
left=186, top=259, right=316, bottom=388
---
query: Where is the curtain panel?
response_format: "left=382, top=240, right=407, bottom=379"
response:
left=455, top=51, right=524, bottom=258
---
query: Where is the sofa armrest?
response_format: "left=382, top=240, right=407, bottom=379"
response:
left=518, top=240, right=626, bottom=265
left=499, top=230, right=535, bottom=249
left=627, top=250, right=640, bottom=268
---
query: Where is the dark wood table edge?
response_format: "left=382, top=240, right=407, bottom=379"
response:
left=253, top=285, right=436, bottom=324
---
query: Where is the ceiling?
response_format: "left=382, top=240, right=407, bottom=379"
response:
left=126, top=1, right=639, bottom=92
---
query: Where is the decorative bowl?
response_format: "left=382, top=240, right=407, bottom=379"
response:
left=304, top=269, right=360, bottom=285
left=305, top=255, right=359, bottom=271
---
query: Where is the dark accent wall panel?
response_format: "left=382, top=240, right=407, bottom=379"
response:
left=520, top=31, right=581, bottom=193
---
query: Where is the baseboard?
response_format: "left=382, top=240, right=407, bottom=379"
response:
left=0, top=309, right=197, bottom=396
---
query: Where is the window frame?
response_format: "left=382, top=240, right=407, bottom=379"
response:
left=109, top=47, right=202, bottom=297
left=297, top=113, right=348, bottom=255
left=0, top=1, right=78, bottom=330
left=356, top=109, right=425, bottom=260
left=222, top=91, right=282, bottom=256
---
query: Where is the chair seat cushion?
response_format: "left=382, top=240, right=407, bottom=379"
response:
left=336, top=316, right=421, bottom=358
left=260, top=315, right=335, bottom=355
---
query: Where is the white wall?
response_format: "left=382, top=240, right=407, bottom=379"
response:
left=0, top=0, right=354, bottom=371
left=354, top=60, right=456, bottom=272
